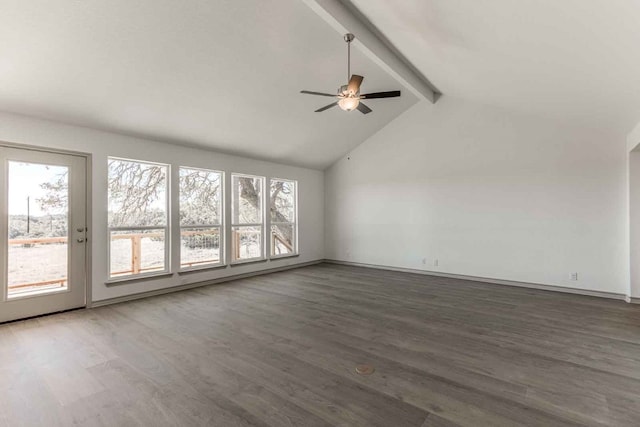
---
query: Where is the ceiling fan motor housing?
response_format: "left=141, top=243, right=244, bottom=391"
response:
left=339, top=84, right=358, bottom=96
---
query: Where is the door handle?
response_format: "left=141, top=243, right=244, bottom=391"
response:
left=77, top=238, right=85, bottom=243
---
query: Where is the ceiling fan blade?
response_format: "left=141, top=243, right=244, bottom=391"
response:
left=356, top=102, right=372, bottom=114
left=314, top=102, right=338, bottom=112
left=301, top=90, right=338, bottom=97
left=361, top=90, right=401, bottom=99
left=347, top=74, right=363, bottom=94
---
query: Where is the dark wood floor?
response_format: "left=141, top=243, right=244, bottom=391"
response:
left=2, top=263, right=640, bottom=426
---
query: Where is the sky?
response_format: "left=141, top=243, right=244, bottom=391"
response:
left=8, top=161, right=67, bottom=216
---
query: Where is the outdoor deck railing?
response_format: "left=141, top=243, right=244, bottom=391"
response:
left=8, top=229, right=293, bottom=290
left=8, top=236, right=68, bottom=293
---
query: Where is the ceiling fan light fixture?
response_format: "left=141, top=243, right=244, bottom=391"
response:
left=299, top=33, right=401, bottom=114
left=338, top=96, right=359, bottom=111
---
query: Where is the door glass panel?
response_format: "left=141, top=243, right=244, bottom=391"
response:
left=7, top=161, right=69, bottom=298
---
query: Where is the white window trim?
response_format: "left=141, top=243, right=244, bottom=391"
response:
left=269, top=177, right=298, bottom=259
left=231, top=173, right=265, bottom=264
left=106, top=158, right=171, bottom=282
left=178, top=166, right=225, bottom=272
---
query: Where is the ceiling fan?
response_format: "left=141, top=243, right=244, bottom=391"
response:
left=300, top=33, right=401, bottom=114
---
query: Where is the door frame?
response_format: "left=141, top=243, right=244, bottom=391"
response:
left=0, top=140, right=92, bottom=311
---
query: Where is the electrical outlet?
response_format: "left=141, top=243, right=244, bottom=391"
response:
left=570, top=272, right=578, bottom=281
left=434, top=259, right=439, bottom=267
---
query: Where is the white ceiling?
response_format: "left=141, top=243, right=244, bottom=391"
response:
left=351, top=0, right=640, bottom=136
left=0, top=0, right=418, bottom=169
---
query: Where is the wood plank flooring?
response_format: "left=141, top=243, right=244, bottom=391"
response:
left=2, top=263, right=640, bottom=426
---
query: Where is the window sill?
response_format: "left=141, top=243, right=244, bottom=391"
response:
left=178, top=264, right=227, bottom=275
left=270, top=253, right=300, bottom=260
left=105, top=271, right=173, bottom=286
left=230, top=258, right=268, bottom=267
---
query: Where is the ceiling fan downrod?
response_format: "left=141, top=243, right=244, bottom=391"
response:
left=344, top=33, right=355, bottom=84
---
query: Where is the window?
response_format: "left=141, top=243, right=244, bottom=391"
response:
left=270, top=178, right=297, bottom=257
left=108, top=158, right=169, bottom=278
left=179, top=167, right=223, bottom=269
left=231, top=174, right=264, bottom=262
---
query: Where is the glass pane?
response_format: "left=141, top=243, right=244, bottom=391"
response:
left=232, top=175, right=262, bottom=224
left=181, top=227, right=221, bottom=268
left=270, top=179, right=296, bottom=223
left=232, top=226, right=262, bottom=261
left=180, top=168, right=222, bottom=226
left=7, top=162, right=69, bottom=298
left=271, top=224, right=295, bottom=256
left=108, top=159, right=168, bottom=227
left=110, top=229, right=166, bottom=277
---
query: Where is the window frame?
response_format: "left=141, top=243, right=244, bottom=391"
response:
left=230, top=173, right=266, bottom=264
left=178, top=166, right=225, bottom=272
left=269, top=177, right=298, bottom=259
left=106, top=157, right=171, bottom=282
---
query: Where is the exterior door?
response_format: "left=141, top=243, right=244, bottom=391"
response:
left=0, top=147, right=87, bottom=323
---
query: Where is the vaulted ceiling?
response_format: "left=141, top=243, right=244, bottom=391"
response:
left=351, top=0, right=640, bottom=136
left=0, top=0, right=419, bottom=169
left=2, top=0, right=639, bottom=170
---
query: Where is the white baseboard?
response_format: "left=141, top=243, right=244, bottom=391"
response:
left=89, top=258, right=635, bottom=307
left=324, top=259, right=629, bottom=302
left=90, top=260, right=323, bottom=308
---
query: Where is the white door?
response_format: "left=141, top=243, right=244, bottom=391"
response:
left=0, top=147, right=87, bottom=323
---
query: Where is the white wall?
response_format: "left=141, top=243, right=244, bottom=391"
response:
left=0, top=111, right=324, bottom=302
left=325, top=96, right=629, bottom=295
left=627, top=124, right=640, bottom=299
left=627, top=121, right=640, bottom=152
left=628, top=152, right=640, bottom=298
